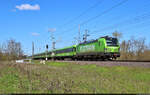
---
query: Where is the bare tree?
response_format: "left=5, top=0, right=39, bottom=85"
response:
left=120, top=40, right=132, bottom=60
left=0, top=44, right=2, bottom=60
left=6, top=39, right=24, bottom=60
left=0, top=39, right=24, bottom=61
left=134, top=38, right=146, bottom=60
left=120, top=36, right=148, bottom=60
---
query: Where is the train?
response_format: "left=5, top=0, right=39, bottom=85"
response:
left=32, top=36, right=120, bottom=61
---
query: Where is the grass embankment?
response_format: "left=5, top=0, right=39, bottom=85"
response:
left=0, top=61, right=150, bottom=93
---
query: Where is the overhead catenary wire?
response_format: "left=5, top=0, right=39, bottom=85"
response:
left=84, top=1, right=150, bottom=39
left=90, top=11, right=150, bottom=37
left=59, top=0, right=129, bottom=38
left=43, top=0, right=114, bottom=51
left=58, top=0, right=104, bottom=29
left=42, top=0, right=150, bottom=53
left=65, top=0, right=128, bottom=42
left=48, top=0, right=129, bottom=48
left=80, top=0, right=129, bottom=26
left=54, top=0, right=105, bottom=38
left=91, top=20, right=150, bottom=41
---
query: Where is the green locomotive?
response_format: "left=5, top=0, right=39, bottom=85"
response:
left=76, top=36, right=120, bottom=60
left=32, top=36, right=120, bottom=60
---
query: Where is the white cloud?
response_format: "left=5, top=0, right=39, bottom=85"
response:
left=31, top=32, right=40, bottom=36
left=16, top=4, right=40, bottom=11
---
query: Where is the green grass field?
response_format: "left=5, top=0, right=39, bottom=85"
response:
left=0, top=61, right=150, bottom=94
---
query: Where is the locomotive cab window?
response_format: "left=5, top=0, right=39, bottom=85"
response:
left=106, top=38, right=118, bottom=46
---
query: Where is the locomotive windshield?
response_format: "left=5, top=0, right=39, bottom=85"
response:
left=106, top=38, right=118, bottom=46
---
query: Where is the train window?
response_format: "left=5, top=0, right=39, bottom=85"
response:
left=106, top=38, right=118, bottom=46
left=55, top=48, right=74, bottom=54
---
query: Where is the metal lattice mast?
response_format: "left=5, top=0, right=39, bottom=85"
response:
left=78, top=24, right=81, bottom=44
left=32, top=42, right=34, bottom=59
left=83, top=29, right=90, bottom=42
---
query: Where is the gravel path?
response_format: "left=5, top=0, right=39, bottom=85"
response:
left=56, top=61, right=150, bottom=68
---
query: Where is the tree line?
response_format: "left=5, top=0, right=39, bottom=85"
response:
left=0, top=39, right=25, bottom=61
left=112, top=31, right=150, bottom=60
left=0, top=33, right=150, bottom=61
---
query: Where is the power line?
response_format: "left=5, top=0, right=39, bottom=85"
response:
left=80, top=0, right=129, bottom=25
left=59, top=0, right=128, bottom=38
left=90, top=11, right=150, bottom=36
left=54, top=0, right=104, bottom=37
left=91, top=18, right=150, bottom=40
left=58, top=0, right=104, bottom=28
left=118, top=19, right=150, bottom=33
left=54, top=0, right=129, bottom=47
left=82, top=1, right=150, bottom=39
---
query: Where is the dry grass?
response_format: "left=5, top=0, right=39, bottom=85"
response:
left=0, top=61, right=150, bottom=94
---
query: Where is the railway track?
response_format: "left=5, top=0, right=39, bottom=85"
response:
left=55, top=60, right=150, bottom=63
left=55, top=60, right=150, bottom=68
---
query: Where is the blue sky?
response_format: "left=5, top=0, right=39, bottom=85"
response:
left=0, top=0, right=150, bottom=55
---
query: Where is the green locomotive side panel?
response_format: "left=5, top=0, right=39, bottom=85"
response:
left=76, top=37, right=120, bottom=55
left=79, top=42, right=96, bottom=52
left=77, top=42, right=96, bottom=53
left=98, top=38, right=106, bottom=52
left=55, top=52, right=76, bottom=57
left=76, top=38, right=106, bottom=54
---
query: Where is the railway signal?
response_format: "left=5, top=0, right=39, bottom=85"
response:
left=46, top=44, right=48, bottom=61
